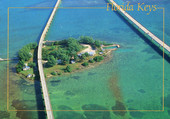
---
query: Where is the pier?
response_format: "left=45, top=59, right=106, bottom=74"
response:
left=0, top=58, right=18, bottom=61
left=37, top=0, right=61, bottom=119
left=109, top=0, right=170, bottom=54
left=0, top=58, right=9, bottom=61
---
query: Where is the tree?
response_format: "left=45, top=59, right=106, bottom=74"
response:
left=94, top=56, right=104, bottom=62
left=79, top=36, right=94, bottom=45
left=89, top=59, right=94, bottom=63
left=46, top=55, right=56, bottom=67
left=51, top=71, right=56, bottom=75
left=28, top=43, right=37, bottom=49
left=18, top=60, right=25, bottom=67
left=58, top=39, right=68, bottom=45
left=17, top=43, right=37, bottom=62
left=54, top=41, right=59, bottom=45
left=84, top=52, right=89, bottom=57
left=16, top=60, right=25, bottom=73
left=67, top=38, right=82, bottom=52
left=42, top=49, right=49, bottom=60
left=82, top=62, right=89, bottom=66
left=73, top=54, right=79, bottom=61
left=51, top=46, right=55, bottom=50
left=55, top=48, right=68, bottom=59
left=18, top=49, right=32, bottom=61
left=65, top=65, right=72, bottom=72
left=94, top=40, right=102, bottom=48
left=60, top=54, right=70, bottom=65
left=16, top=65, right=22, bottom=73
left=80, top=54, right=86, bottom=60
left=50, top=50, right=58, bottom=58
left=28, top=62, right=36, bottom=68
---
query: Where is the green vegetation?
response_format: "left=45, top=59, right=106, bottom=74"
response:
left=82, top=62, right=89, bottom=66
left=28, top=62, right=36, bottom=68
left=17, top=36, right=115, bottom=78
left=65, top=65, right=72, bottom=72
left=42, top=49, right=49, bottom=60
left=18, top=43, right=37, bottom=61
left=42, top=36, right=114, bottom=77
left=58, top=72, right=62, bottom=75
left=46, top=55, right=56, bottom=67
left=51, top=72, right=57, bottom=75
left=79, top=36, right=102, bottom=48
left=94, top=56, right=104, bottom=62
left=89, top=59, right=95, bottom=63
left=15, top=42, right=39, bottom=80
left=16, top=60, right=25, bottom=73
left=16, top=43, right=37, bottom=73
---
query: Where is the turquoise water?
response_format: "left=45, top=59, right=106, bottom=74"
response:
left=0, top=0, right=170, bottom=119
left=103, top=46, right=118, bottom=49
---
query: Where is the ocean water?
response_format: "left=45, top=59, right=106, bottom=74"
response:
left=0, top=0, right=170, bottom=119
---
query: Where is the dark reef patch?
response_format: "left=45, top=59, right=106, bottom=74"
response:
left=127, top=99, right=134, bottom=103
left=165, top=78, right=168, bottom=81
left=50, top=80, right=61, bottom=86
left=57, top=105, right=85, bottom=119
left=167, top=110, right=170, bottom=115
left=142, top=48, right=154, bottom=54
left=64, top=91, right=75, bottom=96
left=71, top=76, right=80, bottom=80
left=128, top=108, right=144, bottom=118
left=82, top=104, right=111, bottom=119
left=88, top=72, right=96, bottom=76
left=112, top=101, right=126, bottom=116
left=0, top=111, right=10, bottom=119
left=11, top=100, right=40, bottom=119
left=137, top=89, right=146, bottom=94
left=163, top=94, right=170, bottom=108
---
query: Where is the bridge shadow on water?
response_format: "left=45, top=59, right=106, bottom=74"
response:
left=33, top=7, right=58, bottom=119
left=106, top=2, right=170, bottom=63
left=114, top=10, right=170, bottom=63
left=33, top=47, right=46, bottom=119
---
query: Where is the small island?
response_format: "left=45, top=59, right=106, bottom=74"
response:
left=16, top=36, right=119, bottom=79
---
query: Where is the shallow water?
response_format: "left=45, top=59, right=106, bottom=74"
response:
left=0, top=0, right=170, bottom=119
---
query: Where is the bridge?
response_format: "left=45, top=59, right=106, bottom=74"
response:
left=37, top=0, right=61, bottom=119
left=108, top=0, right=170, bottom=54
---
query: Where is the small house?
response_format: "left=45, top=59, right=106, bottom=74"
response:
left=29, top=52, right=32, bottom=56
left=88, top=51, right=95, bottom=56
left=57, top=59, right=62, bottom=64
left=32, top=74, right=35, bottom=77
left=23, top=66, right=30, bottom=71
left=71, top=60, right=75, bottom=64
left=99, top=52, right=103, bottom=55
left=27, top=74, right=32, bottom=78
left=78, top=53, right=82, bottom=57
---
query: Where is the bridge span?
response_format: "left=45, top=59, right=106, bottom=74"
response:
left=109, top=0, right=170, bottom=54
left=37, top=0, right=61, bottom=119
